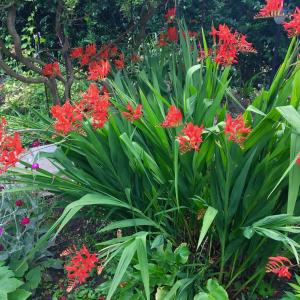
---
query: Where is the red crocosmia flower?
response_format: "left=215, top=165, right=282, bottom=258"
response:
left=64, top=245, right=98, bottom=292
left=110, top=45, right=118, bottom=57
left=197, top=48, right=213, bottom=62
left=88, top=60, right=110, bottom=81
left=182, top=31, right=198, bottom=39
left=15, top=199, right=24, bottom=207
left=20, top=217, right=30, bottom=225
left=176, top=123, right=204, bottom=153
left=167, top=27, right=178, bottom=42
left=130, top=53, right=140, bottom=62
left=114, top=59, right=125, bottom=70
left=85, top=43, right=97, bottom=57
left=90, top=96, right=110, bottom=129
left=266, top=256, right=292, bottom=279
left=210, top=24, right=255, bottom=66
left=51, top=101, right=83, bottom=134
left=161, top=105, right=182, bottom=128
left=254, top=0, right=284, bottom=19
left=283, top=8, right=300, bottom=37
left=237, top=34, right=257, bottom=53
left=296, top=154, right=300, bottom=165
left=99, top=44, right=111, bottom=60
left=70, top=47, right=83, bottom=59
left=79, top=84, right=110, bottom=129
left=158, top=32, right=169, bottom=47
left=165, top=7, right=176, bottom=23
left=0, top=117, right=24, bottom=173
left=215, top=43, right=238, bottom=66
left=80, top=55, right=90, bottom=66
left=122, top=103, right=143, bottom=122
left=225, top=114, right=251, bottom=145
left=42, top=62, right=61, bottom=77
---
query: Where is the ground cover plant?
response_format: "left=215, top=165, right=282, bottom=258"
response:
left=1, top=0, right=300, bottom=299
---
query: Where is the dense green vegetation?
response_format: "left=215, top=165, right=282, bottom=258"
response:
left=1, top=0, right=300, bottom=299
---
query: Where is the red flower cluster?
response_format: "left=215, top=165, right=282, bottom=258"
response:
left=283, top=8, right=300, bottom=37
left=225, top=114, right=251, bottom=145
left=51, top=101, right=83, bottom=134
left=210, top=24, right=256, bottom=66
left=42, top=62, right=61, bottom=77
left=161, top=105, right=182, bottom=128
left=165, top=7, right=176, bottom=23
left=71, top=43, right=125, bottom=77
left=51, top=84, right=110, bottom=134
left=0, top=117, right=24, bottom=173
left=254, top=0, right=284, bottom=19
left=70, top=44, right=96, bottom=66
left=296, top=154, right=300, bottom=165
left=88, top=60, right=110, bottom=81
left=64, top=245, right=98, bottom=292
left=176, top=123, right=204, bottom=153
left=266, top=256, right=292, bottom=279
left=122, top=103, right=143, bottom=122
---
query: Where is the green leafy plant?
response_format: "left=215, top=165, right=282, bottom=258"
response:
left=0, top=261, right=31, bottom=300
left=5, top=22, right=300, bottom=299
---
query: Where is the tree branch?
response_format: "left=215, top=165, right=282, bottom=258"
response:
left=55, top=0, right=74, bottom=99
left=0, top=52, right=47, bottom=84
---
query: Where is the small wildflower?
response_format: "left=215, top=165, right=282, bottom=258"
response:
left=31, top=163, right=40, bottom=169
left=31, top=140, right=41, bottom=148
left=15, top=199, right=24, bottom=207
left=0, top=227, right=4, bottom=236
left=20, top=217, right=30, bottom=225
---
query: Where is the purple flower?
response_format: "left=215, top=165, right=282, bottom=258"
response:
left=31, top=140, right=41, bottom=148
left=31, top=163, right=40, bottom=169
left=0, top=227, right=4, bottom=236
left=0, top=185, right=4, bottom=190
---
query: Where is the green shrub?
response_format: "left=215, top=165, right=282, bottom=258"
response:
left=6, top=24, right=300, bottom=299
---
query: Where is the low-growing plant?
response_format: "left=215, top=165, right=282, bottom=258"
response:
left=0, top=185, right=62, bottom=297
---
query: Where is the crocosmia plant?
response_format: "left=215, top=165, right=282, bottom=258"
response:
left=2, top=3, right=300, bottom=299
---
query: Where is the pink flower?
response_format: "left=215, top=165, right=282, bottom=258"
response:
left=0, top=227, right=4, bottom=236
left=31, top=163, right=40, bottom=169
left=20, top=217, right=30, bottom=225
left=15, top=199, right=24, bottom=207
